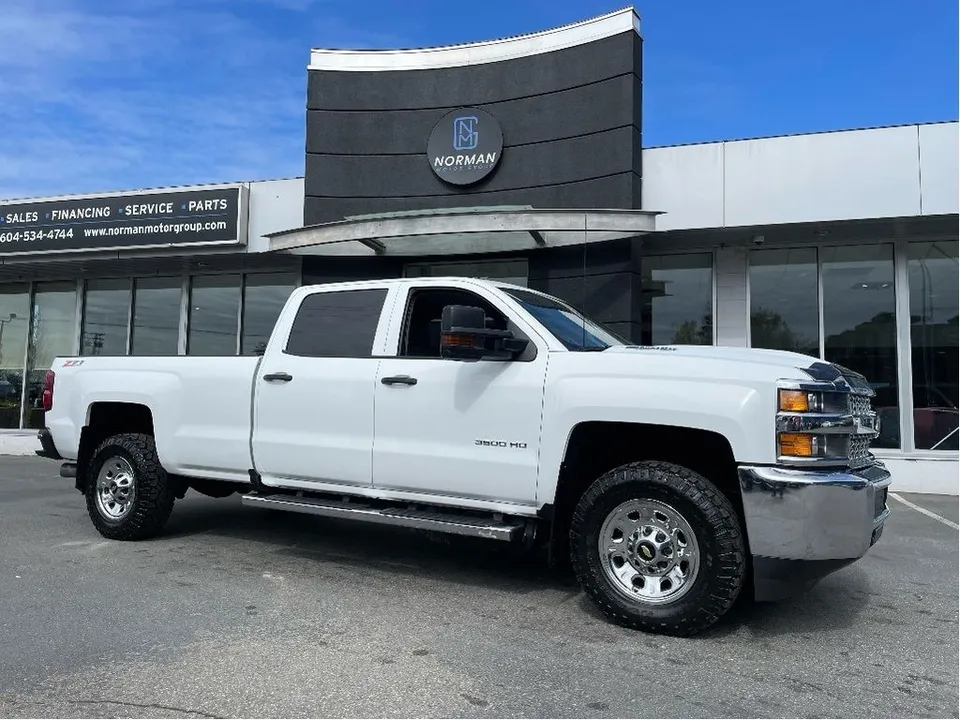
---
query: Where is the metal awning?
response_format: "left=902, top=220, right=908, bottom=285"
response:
left=265, top=206, right=660, bottom=257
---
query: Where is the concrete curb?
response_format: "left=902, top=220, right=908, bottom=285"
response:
left=0, top=434, right=41, bottom=456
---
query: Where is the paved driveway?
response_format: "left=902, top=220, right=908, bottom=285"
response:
left=0, top=456, right=957, bottom=718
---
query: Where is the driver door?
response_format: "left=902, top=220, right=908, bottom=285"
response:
left=371, top=284, right=548, bottom=506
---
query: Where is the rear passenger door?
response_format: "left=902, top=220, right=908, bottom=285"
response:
left=251, top=285, right=392, bottom=491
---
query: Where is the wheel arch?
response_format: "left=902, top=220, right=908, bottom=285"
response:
left=75, top=402, right=155, bottom=492
left=543, top=420, right=748, bottom=567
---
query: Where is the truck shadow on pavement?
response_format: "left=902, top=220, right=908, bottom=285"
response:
left=161, top=493, right=873, bottom=639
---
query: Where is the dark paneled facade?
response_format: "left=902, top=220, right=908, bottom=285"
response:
left=302, top=25, right=646, bottom=342
left=304, top=30, right=643, bottom=225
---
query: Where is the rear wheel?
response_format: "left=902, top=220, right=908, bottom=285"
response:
left=85, top=433, right=175, bottom=540
left=570, top=460, right=745, bottom=636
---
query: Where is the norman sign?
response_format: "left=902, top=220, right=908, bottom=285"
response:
left=427, top=108, right=503, bottom=186
left=0, top=186, right=244, bottom=256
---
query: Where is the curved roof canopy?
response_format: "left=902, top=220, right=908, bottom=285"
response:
left=309, top=7, right=640, bottom=72
left=265, top=206, right=659, bottom=257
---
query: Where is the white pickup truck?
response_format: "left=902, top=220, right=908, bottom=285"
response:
left=38, top=276, right=890, bottom=636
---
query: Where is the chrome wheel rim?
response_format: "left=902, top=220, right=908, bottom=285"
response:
left=95, top=456, right=137, bottom=521
left=598, top=498, right=700, bottom=606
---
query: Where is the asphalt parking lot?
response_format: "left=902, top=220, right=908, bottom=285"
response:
left=0, top=456, right=957, bottom=719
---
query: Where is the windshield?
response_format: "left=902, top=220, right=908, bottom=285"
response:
left=500, top=287, right=628, bottom=351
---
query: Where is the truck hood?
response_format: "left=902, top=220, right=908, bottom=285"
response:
left=602, top=344, right=819, bottom=375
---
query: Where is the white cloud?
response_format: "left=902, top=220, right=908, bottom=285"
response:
left=0, top=0, right=409, bottom=201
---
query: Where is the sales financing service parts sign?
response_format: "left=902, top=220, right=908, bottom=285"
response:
left=0, top=185, right=244, bottom=256
left=427, top=108, right=503, bottom=186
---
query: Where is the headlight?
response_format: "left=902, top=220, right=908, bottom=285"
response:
left=777, top=431, right=850, bottom=460
left=778, top=389, right=819, bottom=412
left=778, top=389, right=849, bottom=414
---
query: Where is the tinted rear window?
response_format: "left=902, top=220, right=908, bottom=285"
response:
left=284, top=288, right=387, bottom=358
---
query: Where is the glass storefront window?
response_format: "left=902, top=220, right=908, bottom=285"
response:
left=749, top=248, right=819, bottom=356
left=241, top=273, right=298, bottom=355
left=908, top=241, right=959, bottom=451
left=188, top=274, right=241, bottom=356
left=0, top=285, right=30, bottom=429
left=131, top=277, right=182, bottom=356
left=24, top=282, right=77, bottom=429
left=81, top=279, right=131, bottom=356
left=640, top=254, right=713, bottom=345
left=821, top=245, right=899, bottom=449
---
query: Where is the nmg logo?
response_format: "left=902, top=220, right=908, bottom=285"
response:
left=427, top=107, right=503, bottom=186
left=453, top=116, right=479, bottom=151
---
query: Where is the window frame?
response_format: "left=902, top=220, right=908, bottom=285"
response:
left=639, top=251, right=717, bottom=347
left=393, top=285, right=539, bottom=362
left=744, top=237, right=959, bottom=457
left=902, top=239, right=959, bottom=454
left=282, top=286, right=391, bottom=359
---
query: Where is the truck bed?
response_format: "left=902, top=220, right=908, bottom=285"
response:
left=46, top=355, right=262, bottom=483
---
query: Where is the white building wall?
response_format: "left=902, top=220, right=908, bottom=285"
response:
left=919, top=123, right=960, bottom=216
left=245, top=178, right=306, bottom=253
left=641, top=121, right=959, bottom=229
left=641, top=143, right=725, bottom=230
left=723, top=126, right=922, bottom=226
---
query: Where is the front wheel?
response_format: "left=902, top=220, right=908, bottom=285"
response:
left=570, top=460, right=746, bottom=636
left=85, top=433, right=175, bottom=541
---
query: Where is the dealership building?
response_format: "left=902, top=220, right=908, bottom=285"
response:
left=0, top=8, right=956, bottom=493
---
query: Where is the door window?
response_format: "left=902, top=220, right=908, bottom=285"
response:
left=285, top=288, right=387, bottom=358
left=398, top=288, right=509, bottom=359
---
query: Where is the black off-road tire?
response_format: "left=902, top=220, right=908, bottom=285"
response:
left=570, top=460, right=746, bottom=636
left=84, top=433, right=176, bottom=541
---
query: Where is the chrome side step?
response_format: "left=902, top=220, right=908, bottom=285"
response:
left=240, top=493, right=525, bottom=541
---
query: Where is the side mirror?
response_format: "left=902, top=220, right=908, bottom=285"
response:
left=439, top=305, right=527, bottom=361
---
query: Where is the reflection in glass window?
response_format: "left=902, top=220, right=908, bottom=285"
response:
left=0, top=285, right=30, bottom=429
left=188, top=275, right=241, bottom=356
left=82, top=279, right=130, bottom=356
left=821, top=245, right=899, bottom=449
left=131, top=277, right=181, bottom=356
left=406, top=259, right=529, bottom=288
left=241, top=273, right=297, bottom=355
left=639, top=254, right=713, bottom=345
left=504, top=287, right=626, bottom=351
left=25, top=282, right=77, bottom=429
left=908, top=241, right=959, bottom=451
left=749, top=248, right=819, bottom=356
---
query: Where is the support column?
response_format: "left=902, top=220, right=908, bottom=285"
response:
left=715, top=246, right=749, bottom=347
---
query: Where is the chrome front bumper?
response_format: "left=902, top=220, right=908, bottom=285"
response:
left=738, top=460, right=891, bottom=600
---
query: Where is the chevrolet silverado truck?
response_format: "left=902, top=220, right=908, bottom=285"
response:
left=37, top=276, right=890, bottom=636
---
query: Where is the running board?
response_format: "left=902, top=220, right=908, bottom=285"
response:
left=240, top=493, right=525, bottom=542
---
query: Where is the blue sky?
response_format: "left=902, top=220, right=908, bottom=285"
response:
left=1, top=0, right=956, bottom=200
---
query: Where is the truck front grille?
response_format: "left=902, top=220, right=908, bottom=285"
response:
left=848, top=434, right=873, bottom=466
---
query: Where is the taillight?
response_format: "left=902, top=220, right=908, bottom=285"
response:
left=42, top=370, right=55, bottom=412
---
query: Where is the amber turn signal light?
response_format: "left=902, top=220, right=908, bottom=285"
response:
left=778, top=389, right=810, bottom=412
left=778, top=432, right=815, bottom=457
left=440, top=333, right=475, bottom=348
